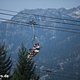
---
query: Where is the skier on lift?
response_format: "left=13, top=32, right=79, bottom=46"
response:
left=27, top=43, right=40, bottom=59
left=27, top=20, right=40, bottom=59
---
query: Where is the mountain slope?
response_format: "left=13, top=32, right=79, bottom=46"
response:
left=0, top=6, right=80, bottom=80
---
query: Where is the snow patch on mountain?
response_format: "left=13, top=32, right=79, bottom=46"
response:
left=68, top=10, right=80, bottom=18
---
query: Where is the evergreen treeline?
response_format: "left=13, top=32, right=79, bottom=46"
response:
left=0, top=43, right=12, bottom=80
left=0, top=43, right=39, bottom=80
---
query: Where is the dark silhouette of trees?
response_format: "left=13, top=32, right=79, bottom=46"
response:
left=12, top=45, right=39, bottom=80
left=0, top=43, right=12, bottom=80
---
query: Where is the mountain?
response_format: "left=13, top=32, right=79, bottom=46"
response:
left=0, top=6, right=80, bottom=80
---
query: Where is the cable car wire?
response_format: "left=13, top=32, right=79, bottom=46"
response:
left=0, top=8, right=80, bottom=23
left=0, top=12, right=80, bottom=27
left=0, top=17, right=80, bottom=34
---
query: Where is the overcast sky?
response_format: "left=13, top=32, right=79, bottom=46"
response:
left=0, top=0, right=80, bottom=11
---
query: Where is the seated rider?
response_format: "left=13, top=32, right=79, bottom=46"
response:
left=28, top=43, right=40, bottom=59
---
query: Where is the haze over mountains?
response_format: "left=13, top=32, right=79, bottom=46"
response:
left=0, top=6, right=80, bottom=80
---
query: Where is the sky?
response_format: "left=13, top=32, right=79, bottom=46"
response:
left=0, top=0, right=80, bottom=12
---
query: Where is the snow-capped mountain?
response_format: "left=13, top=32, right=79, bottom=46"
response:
left=0, top=6, right=80, bottom=80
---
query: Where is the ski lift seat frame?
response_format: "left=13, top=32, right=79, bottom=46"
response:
left=28, top=20, right=40, bottom=59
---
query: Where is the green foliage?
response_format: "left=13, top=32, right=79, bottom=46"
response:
left=0, top=43, right=12, bottom=80
left=13, top=45, right=39, bottom=80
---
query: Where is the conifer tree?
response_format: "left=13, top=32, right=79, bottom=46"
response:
left=0, top=43, right=12, bottom=80
left=13, top=45, right=39, bottom=80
